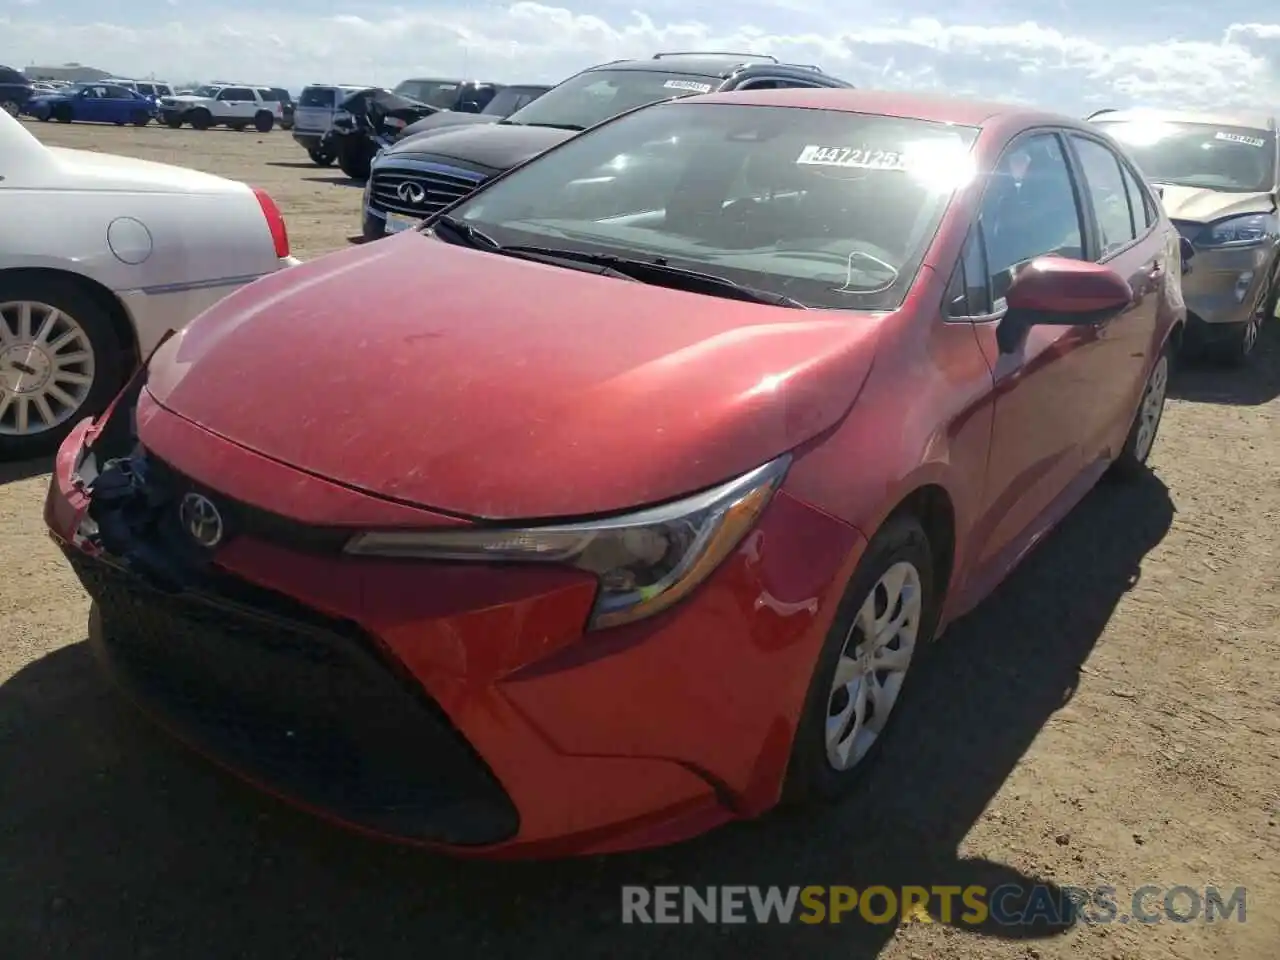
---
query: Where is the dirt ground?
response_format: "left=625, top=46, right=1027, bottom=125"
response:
left=1, top=120, right=1277, bottom=960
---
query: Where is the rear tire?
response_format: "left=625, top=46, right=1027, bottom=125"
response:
left=1, top=99, right=19, bottom=118
left=165, top=115, right=183, bottom=129
left=1110, top=339, right=1172, bottom=480
left=132, top=111, right=150, bottom=127
left=308, top=147, right=336, bottom=166
left=189, top=109, right=212, bottom=131
left=254, top=111, right=274, bottom=133
left=53, top=104, right=72, bottom=123
left=782, top=513, right=938, bottom=805
left=0, top=277, right=127, bottom=462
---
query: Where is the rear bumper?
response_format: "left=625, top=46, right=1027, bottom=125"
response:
left=116, top=259, right=299, bottom=358
left=45, top=398, right=863, bottom=858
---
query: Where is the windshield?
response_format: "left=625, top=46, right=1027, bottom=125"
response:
left=483, top=86, right=547, bottom=116
left=193, top=85, right=219, bottom=98
left=393, top=80, right=462, bottom=109
left=1095, top=119, right=1277, bottom=193
left=502, top=69, right=724, bottom=131
left=447, top=102, right=977, bottom=310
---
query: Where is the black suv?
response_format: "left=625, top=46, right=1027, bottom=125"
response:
left=363, top=52, right=853, bottom=239
left=0, top=64, right=33, bottom=118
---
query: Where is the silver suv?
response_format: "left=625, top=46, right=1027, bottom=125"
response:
left=1091, top=108, right=1278, bottom=363
left=294, top=84, right=369, bottom=166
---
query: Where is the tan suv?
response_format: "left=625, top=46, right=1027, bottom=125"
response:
left=1090, top=108, right=1278, bottom=363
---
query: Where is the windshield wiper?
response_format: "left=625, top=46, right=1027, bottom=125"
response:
left=430, top=214, right=501, bottom=249
left=517, top=122, right=587, bottom=131
left=497, top=246, right=807, bottom=308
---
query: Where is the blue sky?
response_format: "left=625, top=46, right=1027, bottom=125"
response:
left=2, top=0, right=1279, bottom=112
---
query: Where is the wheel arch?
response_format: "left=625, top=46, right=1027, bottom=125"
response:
left=882, top=483, right=957, bottom=621
left=0, top=267, right=138, bottom=367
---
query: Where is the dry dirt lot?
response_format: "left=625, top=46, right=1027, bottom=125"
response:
left=1, top=121, right=1278, bottom=960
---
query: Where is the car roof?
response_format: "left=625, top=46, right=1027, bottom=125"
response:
left=1087, top=107, right=1277, bottom=131
left=591, top=53, right=792, bottom=78
left=687, top=87, right=1072, bottom=127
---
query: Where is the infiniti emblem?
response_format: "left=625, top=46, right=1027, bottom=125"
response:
left=396, top=181, right=427, bottom=205
left=179, top=492, right=224, bottom=548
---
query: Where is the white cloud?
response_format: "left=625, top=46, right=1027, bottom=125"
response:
left=2, top=3, right=1279, bottom=114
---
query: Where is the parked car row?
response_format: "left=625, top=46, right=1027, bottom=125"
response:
left=8, top=48, right=1276, bottom=862
left=295, top=78, right=554, bottom=176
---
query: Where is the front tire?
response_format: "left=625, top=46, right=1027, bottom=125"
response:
left=53, top=104, right=72, bottom=123
left=337, top=139, right=375, bottom=181
left=132, top=111, right=150, bottom=127
left=189, top=109, right=212, bottom=131
left=307, top=147, right=336, bottom=166
left=1, top=99, right=19, bottom=118
left=165, top=115, right=183, bottom=129
left=0, top=278, right=126, bottom=461
left=783, top=513, right=937, bottom=804
left=1110, top=339, right=1171, bottom=480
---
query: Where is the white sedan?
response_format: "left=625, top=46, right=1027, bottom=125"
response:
left=0, top=111, right=299, bottom=460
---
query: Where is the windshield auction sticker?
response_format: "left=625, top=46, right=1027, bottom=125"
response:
left=795, top=145, right=908, bottom=170
left=664, top=80, right=714, bottom=94
left=1215, top=131, right=1266, bottom=147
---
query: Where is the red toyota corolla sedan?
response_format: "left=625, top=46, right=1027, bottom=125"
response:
left=45, top=88, right=1186, bottom=859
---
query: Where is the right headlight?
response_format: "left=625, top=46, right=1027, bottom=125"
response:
left=344, top=455, right=791, bottom=630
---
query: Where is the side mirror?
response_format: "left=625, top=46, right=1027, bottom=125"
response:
left=1179, top=236, right=1195, bottom=274
left=996, top=257, right=1132, bottom=355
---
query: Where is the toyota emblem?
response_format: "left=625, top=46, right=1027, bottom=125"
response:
left=396, top=181, right=427, bottom=205
left=179, top=492, right=224, bottom=548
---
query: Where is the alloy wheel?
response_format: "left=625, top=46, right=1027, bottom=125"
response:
left=1132, top=353, right=1169, bottom=463
left=825, top=560, right=922, bottom=771
left=0, top=300, right=96, bottom=437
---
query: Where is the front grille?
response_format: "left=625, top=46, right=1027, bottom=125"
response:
left=370, top=163, right=486, bottom=217
left=67, top=547, right=519, bottom=846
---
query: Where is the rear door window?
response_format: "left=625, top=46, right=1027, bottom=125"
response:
left=299, top=87, right=335, bottom=108
left=1069, top=135, right=1139, bottom=257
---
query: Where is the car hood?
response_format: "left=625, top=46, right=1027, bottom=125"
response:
left=43, top=146, right=247, bottom=194
left=380, top=122, right=575, bottom=171
left=143, top=233, right=883, bottom=520
left=1154, top=183, right=1276, bottom=223
left=398, top=112, right=499, bottom=141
